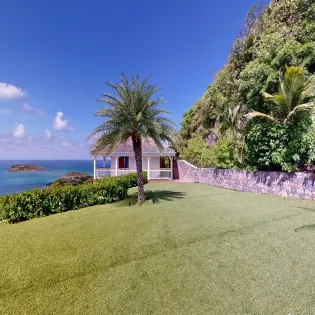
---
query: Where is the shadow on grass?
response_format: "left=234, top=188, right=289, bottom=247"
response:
left=290, top=206, right=315, bottom=232
left=295, top=224, right=315, bottom=232
left=290, top=206, right=315, bottom=213
left=115, top=190, right=186, bottom=207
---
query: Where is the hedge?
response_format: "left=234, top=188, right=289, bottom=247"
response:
left=0, top=172, right=147, bottom=223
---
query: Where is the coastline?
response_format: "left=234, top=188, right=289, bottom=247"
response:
left=0, top=160, right=94, bottom=196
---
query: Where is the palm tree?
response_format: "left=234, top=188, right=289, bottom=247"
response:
left=246, top=66, right=315, bottom=123
left=217, top=104, right=246, bottom=164
left=88, top=74, right=176, bottom=203
left=218, top=104, right=244, bottom=136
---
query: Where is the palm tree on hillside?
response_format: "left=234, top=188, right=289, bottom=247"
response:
left=246, top=66, right=315, bottom=123
left=88, top=74, right=176, bottom=203
left=218, top=104, right=246, bottom=164
left=218, top=104, right=244, bottom=136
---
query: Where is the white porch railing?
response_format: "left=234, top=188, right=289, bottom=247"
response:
left=149, top=169, right=172, bottom=180
left=117, top=169, right=135, bottom=176
left=95, top=168, right=172, bottom=180
left=95, top=168, right=140, bottom=179
left=95, top=168, right=112, bottom=178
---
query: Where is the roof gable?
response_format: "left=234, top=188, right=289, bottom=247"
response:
left=91, top=138, right=175, bottom=157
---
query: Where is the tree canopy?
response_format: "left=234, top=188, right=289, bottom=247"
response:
left=89, top=74, right=176, bottom=202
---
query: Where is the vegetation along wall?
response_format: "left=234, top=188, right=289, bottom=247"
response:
left=178, top=160, right=315, bottom=200
left=177, top=0, right=315, bottom=173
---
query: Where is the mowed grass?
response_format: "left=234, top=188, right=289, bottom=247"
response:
left=1, top=182, right=315, bottom=314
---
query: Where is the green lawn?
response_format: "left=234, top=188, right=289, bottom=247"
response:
left=1, top=182, right=315, bottom=314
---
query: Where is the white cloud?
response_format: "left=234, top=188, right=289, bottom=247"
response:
left=53, top=112, right=74, bottom=132
left=23, top=103, right=31, bottom=110
left=61, top=140, right=71, bottom=147
left=87, top=134, right=98, bottom=145
left=22, top=103, right=45, bottom=116
left=45, top=129, right=51, bottom=139
left=0, top=83, right=25, bottom=100
left=13, top=123, right=26, bottom=138
left=0, top=134, right=90, bottom=159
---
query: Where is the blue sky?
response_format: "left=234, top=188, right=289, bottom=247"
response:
left=0, top=0, right=262, bottom=159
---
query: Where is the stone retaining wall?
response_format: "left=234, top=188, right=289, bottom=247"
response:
left=178, top=160, right=315, bottom=200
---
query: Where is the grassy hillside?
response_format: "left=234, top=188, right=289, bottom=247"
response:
left=2, top=182, right=315, bottom=314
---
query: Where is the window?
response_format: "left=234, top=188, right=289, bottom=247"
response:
left=118, top=156, right=129, bottom=169
left=160, top=157, right=170, bottom=169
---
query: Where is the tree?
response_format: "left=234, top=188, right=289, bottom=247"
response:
left=244, top=65, right=315, bottom=171
left=218, top=104, right=246, bottom=164
left=218, top=105, right=243, bottom=135
left=246, top=66, right=315, bottom=123
left=88, top=74, right=176, bottom=203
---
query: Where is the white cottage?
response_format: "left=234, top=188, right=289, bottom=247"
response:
left=91, top=138, right=176, bottom=180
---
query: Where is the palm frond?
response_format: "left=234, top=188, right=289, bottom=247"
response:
left=87, top=121, right=119, bottom=139
left=94, top=108, right=115, bottom=118
left=261, top=91, right=273, bottom=100
left=232, top=104, right=240, bottom=118
left=260, top=66, right=315, bottom=122
left=245, top=111, right=276, bottom=121
left=91, top=131, right=121, bottom=153
left=300, top=56, right=313, bottom=68
left=150, top=98, right=167, bottom=107
left=89, top=74, right=175, bottom=155
left=97, top=93, right=122, bottom=106
left=105, top=82, right=125, bottom=101
left=284, top=102, right=314, bottom=123
left=140, top=75, right=151, bottom=92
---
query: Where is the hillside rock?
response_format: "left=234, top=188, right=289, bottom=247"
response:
left=48, top=172, right=92, bottom=187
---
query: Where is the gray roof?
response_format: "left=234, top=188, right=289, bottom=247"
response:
left=91, top=138, right=175, bottom=157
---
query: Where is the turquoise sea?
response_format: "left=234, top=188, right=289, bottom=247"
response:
left=0, top=160, right=106, bottom=196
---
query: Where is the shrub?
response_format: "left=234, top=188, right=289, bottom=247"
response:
left=181, top=135, right=215, bottom=168
left=105, top=171, right=147, bottom=189
left=180, top=134, right=237, bottom=169
left=211, top=134, right=237, bottom=169
left=48, top=172, right=93, bottom=187
left=244, top=115, right=314, bottom=172
left=0, top=172, right=147, bottom=223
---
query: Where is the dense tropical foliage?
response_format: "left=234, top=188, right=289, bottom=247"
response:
left=178, top=0, right=315, bottom=172
left=246, top=66, right=315, bottom=123
left=89, top=75, right=175, bottom=202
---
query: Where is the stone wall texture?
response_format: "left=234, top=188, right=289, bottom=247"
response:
left=178, top=160, right=315, bottom=200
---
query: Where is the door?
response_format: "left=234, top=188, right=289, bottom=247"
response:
left=118, top=156, right=129, bottom=169
left=160, top=157, right=170, bottom=168
left=118, top=157, right=125, bottom=169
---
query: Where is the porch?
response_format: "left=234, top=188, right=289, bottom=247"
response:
left=94, top=167, right=173, bottom=180
left=91, top=138, right=176, bottom=181
left=94, top=156, right=173, bottom=180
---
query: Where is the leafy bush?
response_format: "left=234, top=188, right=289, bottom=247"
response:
left=211, top=134, right=237, bottom=169
left=181, top=135, right=215, bottom=168
left=114, top=171, right=147, bottom=189
left=245, top=116, right=314, bottom=172
left=0, top=172, right=147, bottom=223
left=181, top=134, right=237, bottom=169
left=245, top=121, right=286, bottom=171
left=48, top=177, right=94, bottom=187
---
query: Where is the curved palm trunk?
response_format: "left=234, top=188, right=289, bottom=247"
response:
left=132, top=135, right=145, bottom=203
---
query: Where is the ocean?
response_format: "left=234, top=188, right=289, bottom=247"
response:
left=0, top=160, right=106, bottom=196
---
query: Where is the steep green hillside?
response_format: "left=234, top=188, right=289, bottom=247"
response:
left=179, top=0, right=315, bottom=172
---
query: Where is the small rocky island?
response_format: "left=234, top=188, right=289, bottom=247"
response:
left=48, top=172, right=92, bottom=187
left=8, top=164, right=46, bottom=172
